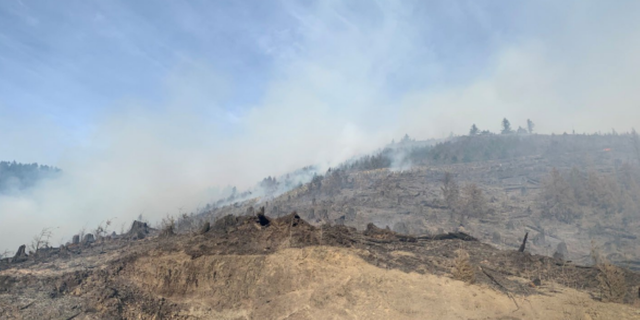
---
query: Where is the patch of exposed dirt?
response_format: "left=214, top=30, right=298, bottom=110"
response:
left=1, top=212, right=640, bottom=319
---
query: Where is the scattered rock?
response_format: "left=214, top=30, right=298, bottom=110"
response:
left=72, top=235, right=80, bottom=245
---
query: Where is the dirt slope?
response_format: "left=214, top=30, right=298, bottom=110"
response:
left=128, top=246, right=640, bottom=320
left=1, top=213, right=640, bottom=319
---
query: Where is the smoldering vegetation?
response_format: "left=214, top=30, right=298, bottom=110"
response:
left=191, top=129, right=640, bottom=271
left=4, top=128, right=640, bottom=318
left=4, top=126, right=640, bottom=267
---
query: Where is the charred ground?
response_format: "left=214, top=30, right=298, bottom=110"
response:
left=1, top=208, right=640, bottom=319
left=2, top=132, right=640, bottom=319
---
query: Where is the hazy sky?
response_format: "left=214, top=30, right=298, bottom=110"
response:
left=1, top=0, right=640, bottom=252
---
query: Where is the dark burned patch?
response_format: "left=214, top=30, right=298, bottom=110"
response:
left=0, top=275, right=16, bottom=293
left=363, top=223, right=397, bottom=240
left=4, top=211, right=640, bottom=319
left=176, top=212, right=640, bottom=302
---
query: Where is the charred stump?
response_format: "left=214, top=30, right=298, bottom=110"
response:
left=82, top=233, right=95, bottom=245
left=11, top=245, right=28, bottom=263
left=256, top=206, right=270, bottom=227
left=198, top=222, right=211, bottom=234
left=126, top=221, right=151, bottom=240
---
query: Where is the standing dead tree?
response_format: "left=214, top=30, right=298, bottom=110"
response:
left=94, top=218, right=116, bottom=240
left=460, top=183, right=488, bottom=220
left=0, top=249, right=12, bottom=260
left=518, top=232, right=529, bottom=252
left=441, top=172, right=460, bottom=221
left=29, top=227, right=54, bottom=254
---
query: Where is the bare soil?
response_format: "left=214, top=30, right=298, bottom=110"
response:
left=1, top=212, right=639, bottom=319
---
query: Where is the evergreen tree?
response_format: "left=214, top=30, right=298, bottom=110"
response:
left=469, top=124, right=479, bottom=135
left=527, top=119, right=535, bottom=134
left=501, top=118, right=513, bottom=134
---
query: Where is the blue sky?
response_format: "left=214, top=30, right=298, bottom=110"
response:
left=0, top=0, right=537, bottom=164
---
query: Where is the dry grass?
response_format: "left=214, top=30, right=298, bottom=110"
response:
left=452, top=249, right=475, bottom=284
left=596, top=262, right=627, bottom=303
left=160, top=215, right=176, bottom=237
left=591, top=240, right=627, bottom=303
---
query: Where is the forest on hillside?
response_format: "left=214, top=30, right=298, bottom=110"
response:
left=0, top=161, right=61, bottom=193
left=344, top=129, right=640, bottom=172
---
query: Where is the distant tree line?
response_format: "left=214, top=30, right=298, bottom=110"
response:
left=0, top=161, right=61, bottom=193
left=469, top=118, right=535, bottom=136
left=428, top=130, right=638, bottom=165
left=342, top=130, right=639, bottom=171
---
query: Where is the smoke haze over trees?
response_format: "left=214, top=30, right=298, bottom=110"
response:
left=0, top=161, right=61, bottom=193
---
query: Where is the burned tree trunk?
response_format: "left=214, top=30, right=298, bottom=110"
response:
left=11, top=245, right=28, bottom=263
left=198, top=222, right=211, bottom=234
left=518, top=232, right=529, bottom=252
left=256, top=206, right=270, bottom=227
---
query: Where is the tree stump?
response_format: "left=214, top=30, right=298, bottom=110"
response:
left=11, top=245, right=28, bottom=263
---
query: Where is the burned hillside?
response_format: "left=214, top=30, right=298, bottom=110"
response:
left=2, top=209, right=640, bottom=319
left=3, top=133, right=640, bottom=319
left=202, top=133, right=640, bottom=269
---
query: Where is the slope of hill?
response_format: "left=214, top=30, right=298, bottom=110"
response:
left=1, top=212, right=639, bottom=319
left=2, top=133, right=640, bottom=319
left=202, top=133, right=640, bottom=269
